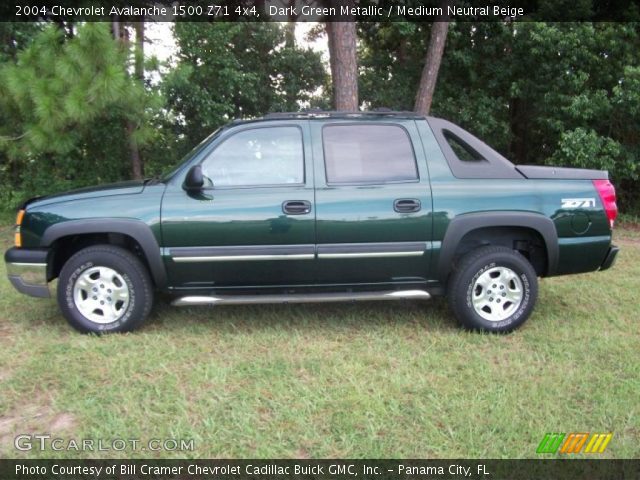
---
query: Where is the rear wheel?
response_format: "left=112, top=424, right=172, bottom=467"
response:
left=57, top=245, right=153, bottom=333
left=447, top=245, right=538, bottom=332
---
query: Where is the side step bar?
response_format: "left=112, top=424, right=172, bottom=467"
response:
left=172, top=289, right=431, bottom=307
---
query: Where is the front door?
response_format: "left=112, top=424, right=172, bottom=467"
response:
left=311, top=120, right=433, bottom=286
left=161, top=122, right=315, bottom=290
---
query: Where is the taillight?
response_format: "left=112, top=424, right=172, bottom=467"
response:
left=593, top=179, right=618, bottom=228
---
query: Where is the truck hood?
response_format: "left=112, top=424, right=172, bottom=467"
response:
left=22, top=180, right=147, bottom=209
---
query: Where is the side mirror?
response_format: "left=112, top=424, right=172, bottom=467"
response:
left=184, top=165, right=204, bottom=191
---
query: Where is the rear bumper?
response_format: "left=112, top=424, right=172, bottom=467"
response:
left=4, top=247, right=50, bottom=298
left=600, top=245, right=619, bottom=271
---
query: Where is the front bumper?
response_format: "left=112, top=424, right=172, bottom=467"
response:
left=4, top=247, right=51, bottom=298
left=600, top=245, right=619, bottom=271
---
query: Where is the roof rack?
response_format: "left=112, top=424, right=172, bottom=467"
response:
left=263, top=109, right=426, bottom=120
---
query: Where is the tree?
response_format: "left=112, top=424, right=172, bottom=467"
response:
left=164, top=22, right=325, bottom=151
left=358, top=23, right=428, bottom=110
left=414, top=19, right=449, bottom=115
left=0, top=23, right=42, bottom=192
left=112, top=17, right=146, bottom=179
left=326, top=2, right=359, bottom=110
left=359, top=20, right=640, bottom=209
left=0, top=23, right=160, bottom=196
left=0, top=23, right=42, bottom=62
left=358, top=15, right=449, bottom=116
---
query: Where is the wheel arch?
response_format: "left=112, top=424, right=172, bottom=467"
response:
left=40, top=219, right=167, bottom=288
left=437, top=212, right=558, bottom=282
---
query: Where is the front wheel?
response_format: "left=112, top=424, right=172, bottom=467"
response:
left=57, top=245, right=153, bottom=333
left=447, top=246, right=538, bottom=333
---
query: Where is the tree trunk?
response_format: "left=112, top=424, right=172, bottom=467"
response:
left=134, top=19, right=144, bottom=82
left=509, top=98, right=530, bottom=165
left=414, top=20, right=449, bottom=115
left=129, top=19, right=145, bottom=179
left=285, top=0, right=297, bottom=49
left=326, top=14, right=358, bottom=111
left=283, top=8, right=298, bottom=111
left=111, top=19, right=121, bottom=43
left=112, top=18, right=144, bottom=179
left=326, top=22, right=337, bottom=104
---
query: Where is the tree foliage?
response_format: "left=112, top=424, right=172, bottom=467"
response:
left=0, top=23, right=161, bottom=197
left=163, top=22, right=326, bottom=153
left=359, top=21, right=640, bottom=208
left=0, top=22, right=43, bottom=62
left=0, top=19, right=639, bottom=212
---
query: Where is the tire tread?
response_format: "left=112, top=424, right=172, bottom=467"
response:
left=57, top=245, right=153, bottom=333
left=447, top=245, right=538, bottom=333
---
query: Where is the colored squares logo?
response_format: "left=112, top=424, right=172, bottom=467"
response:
left=537, top=433, right=612, bottom=454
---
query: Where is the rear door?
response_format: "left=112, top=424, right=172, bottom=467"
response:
left=311, top=120, right=433, bottom=285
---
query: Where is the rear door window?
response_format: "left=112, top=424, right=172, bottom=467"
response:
left=322, top=125, right=418, bottom=184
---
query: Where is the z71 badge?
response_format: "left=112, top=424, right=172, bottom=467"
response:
left=561, top=198, right=596, bottom=208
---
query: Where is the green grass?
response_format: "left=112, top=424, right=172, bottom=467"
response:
left=0, top=226, right=638, bottom=459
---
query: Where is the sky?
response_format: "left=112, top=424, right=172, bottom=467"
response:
left=145, top=22, right=329, bottom=75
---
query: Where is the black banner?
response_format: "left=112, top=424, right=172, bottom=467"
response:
left=2, top=0, right=640, bottom=23
left=1, top=459, right=639, bottom=480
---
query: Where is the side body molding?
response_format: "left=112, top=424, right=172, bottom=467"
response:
left=40, top=219, right=167, bottom=288
left=437, top=211, right=559, bottom=280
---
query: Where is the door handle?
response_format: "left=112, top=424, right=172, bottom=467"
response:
left=393, top=198, right=421, bottom=213
left=282, top=200, right=312, bottom=215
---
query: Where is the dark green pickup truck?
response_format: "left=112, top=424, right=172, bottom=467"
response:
left=4, top=111, right=619, bottom=333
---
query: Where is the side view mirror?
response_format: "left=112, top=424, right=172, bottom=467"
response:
left=184, top=165, right=204, bottom=191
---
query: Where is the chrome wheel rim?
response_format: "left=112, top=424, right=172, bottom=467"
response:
left=73, top=266, right=130, bottom=324
left=472, top=266, right=523, bottom=322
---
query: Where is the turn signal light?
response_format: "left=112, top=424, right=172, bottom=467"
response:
left=15, top=209, right=25, bottom=247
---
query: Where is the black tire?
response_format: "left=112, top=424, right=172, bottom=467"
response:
left=57, top=245, right=153, bottom=333
left=447, top=245, right=538, bottom=333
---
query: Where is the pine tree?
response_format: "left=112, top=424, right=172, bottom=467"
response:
left=0, top=23, right=161, bottom=195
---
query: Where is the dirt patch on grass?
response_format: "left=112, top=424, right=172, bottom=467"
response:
left=618, top=238, right=640, bottom=245
left=0, top=402, right=77, bottom=454
left=618, top=221, right=640, bottom=231
left=49, top=413, right=76, bottom=431
left=615, top=222, right=640, bottom=243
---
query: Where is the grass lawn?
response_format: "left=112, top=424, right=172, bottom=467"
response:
left=0, top=224, right=638, bottom=459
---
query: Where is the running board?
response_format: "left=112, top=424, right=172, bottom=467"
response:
left=171, top=289, right=431, bottom=307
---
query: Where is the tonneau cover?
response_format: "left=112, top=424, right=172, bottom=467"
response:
left=516, top=165, right=608, bottom=180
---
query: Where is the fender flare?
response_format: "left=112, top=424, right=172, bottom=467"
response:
left=40, top=219, right=167, bottom=287
left=437, top=211, right=558, bottom=281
